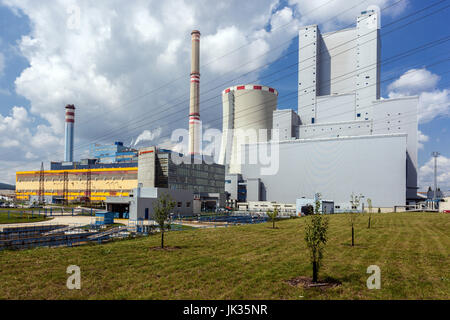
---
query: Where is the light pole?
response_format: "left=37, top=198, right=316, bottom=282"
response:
left=431, top=151, right=440, bottom=208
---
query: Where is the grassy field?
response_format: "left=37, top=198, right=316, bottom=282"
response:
left=0, top=212, right=448, bottom=299
left=0, top=211, right=50, bottom=224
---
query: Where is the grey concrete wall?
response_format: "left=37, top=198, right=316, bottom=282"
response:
left=298, top=119, right=371, bottom=140
left=298, top=24, right=319, bottom=124
left=241, top=134, right=407, bottom=208
left=246, top=178, right=261, bottom=202
left=372, top=96, right=418, bottom=200
left=129, top=188, right=193, bottom=220
left=137, top=147, right=156, bottom=188
left=273, top=109, right=300, bottom=140
left=319, top=28, right=357, bottom=96
left=316, top=94, right=356, bottom=123
left=225, top=173, right=240, bottom=200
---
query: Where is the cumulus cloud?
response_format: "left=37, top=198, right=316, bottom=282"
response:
left=0, top=106, right=31, bottom=148
left=417, top=130, right=429, bottom=150
left=288, top=0, right=407, bottom=31
left=419, top=155, right=450, bottom=192
left=388, top=68, right=450, bottom=124
left=388, top=69, right=440, bottom=95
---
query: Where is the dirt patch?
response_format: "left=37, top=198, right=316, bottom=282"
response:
left=149, top=246, right=182, bottom=251
left=286, top=276, right=341, bottom=289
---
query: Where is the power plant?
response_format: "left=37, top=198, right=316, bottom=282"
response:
left=15, top=11, right=431, bottom=214
left=15, top=29, right=226, bottom=215
left=223, top=10, right=419, bottom=212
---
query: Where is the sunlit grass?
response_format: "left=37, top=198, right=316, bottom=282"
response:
left=0, top=212, right=448, bottom=299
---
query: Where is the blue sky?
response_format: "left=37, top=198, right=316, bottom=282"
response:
left=0, top=0, right=449, bottom=191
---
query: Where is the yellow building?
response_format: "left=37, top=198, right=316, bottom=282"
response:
left=16, top=167, right=138, bottom=202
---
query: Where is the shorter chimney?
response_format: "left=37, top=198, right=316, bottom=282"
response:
left=64, top=104, right=75, bottom=162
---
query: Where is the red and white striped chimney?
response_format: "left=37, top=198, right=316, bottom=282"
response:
left=189, top=30, right=201, bottom=155
left=64, top=104, right=75, bottom=162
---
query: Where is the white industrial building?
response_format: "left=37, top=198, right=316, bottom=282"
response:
left=221, top=10, right=419, bottom=210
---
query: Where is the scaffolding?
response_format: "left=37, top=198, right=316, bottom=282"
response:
left=62, top=171, right=69, bottom=205
left=38, top=162, right=45, bottom=205
left=85, top=165, right=91, bottom=206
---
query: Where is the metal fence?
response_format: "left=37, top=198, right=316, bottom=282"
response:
left=0, top=221, right=130, bottom=251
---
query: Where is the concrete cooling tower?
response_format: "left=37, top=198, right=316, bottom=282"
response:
left=219, top=84, right=278, bottom=174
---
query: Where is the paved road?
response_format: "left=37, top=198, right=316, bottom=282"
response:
left=0, top=216, right=96, bottom=230
left=0, top=216, right=216, bottom=230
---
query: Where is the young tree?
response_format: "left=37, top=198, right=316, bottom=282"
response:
left=314, top=193, right=322, bottom=215
left=349, top=193, right=363, bottom=246
left=367, top=198, right=373, bottom=229
left=153, top=193, right=175, bottom=249
left=304, top=213, right=329, bottom=283
left=267, top=207, right=279, bottom=229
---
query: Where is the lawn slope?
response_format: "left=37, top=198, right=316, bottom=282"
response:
left=0, top=212, right=448, bottom=299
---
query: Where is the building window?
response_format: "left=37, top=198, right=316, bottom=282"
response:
left=186, top=202, right=191, bottom=208
left=311, top=117, right=315, bottom=124
left=357, top=113, right=361, bottom=117
left=177, top=202, right=182, bottom=208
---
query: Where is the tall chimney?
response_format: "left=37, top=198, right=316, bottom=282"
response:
left=189, top=30, right=201, bottom=155
left=64, top=104, right=75, bottom=162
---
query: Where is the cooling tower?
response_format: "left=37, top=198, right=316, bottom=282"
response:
left=64, top=104, right=75, bottom=162
left=219, top=84, right=278, bottom=174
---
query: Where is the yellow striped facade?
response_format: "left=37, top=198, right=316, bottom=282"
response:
left=16, top=167, right=138, bottom=202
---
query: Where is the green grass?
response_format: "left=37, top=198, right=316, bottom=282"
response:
left=0, top=212, right=50, bottom=224
left=0, top=212, right=448, bottom=299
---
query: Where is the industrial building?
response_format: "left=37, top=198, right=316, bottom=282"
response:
left=89, top=141, right=138, bottom=163
left=106, top=147, right=225, bottom=218
left=222, top=10, right=419, bottom=211
left=16, top=29, right=226, bottom=215
left=219, top=84, right=278, bottom=174
left=16, top=147, right=225, bottom=207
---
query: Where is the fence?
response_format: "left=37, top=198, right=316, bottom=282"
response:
left=0, top=221, right=129, bottom=251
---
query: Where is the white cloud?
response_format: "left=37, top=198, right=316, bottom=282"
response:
left=288, top=0, right=407, bottom=31
left=0, top=106, right=31, bottom=148
left=388, top=68, right=450, bottom=124
left=417, top=130, right=429, bottom=150
left=388, top=69, right=440, bottom=95
left=25, top=151, right=37, bottom=159
left=419, top=155, right=450, bottom=192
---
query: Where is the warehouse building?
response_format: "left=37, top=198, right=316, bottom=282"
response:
left=223, top=11, right=419, bottom=210
left=17, top=147, right=225, bottom=210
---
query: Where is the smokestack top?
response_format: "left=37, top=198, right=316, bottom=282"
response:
left=191, top=30, right=201, bottom=35
left=65, top=104, right=75, bottom=123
